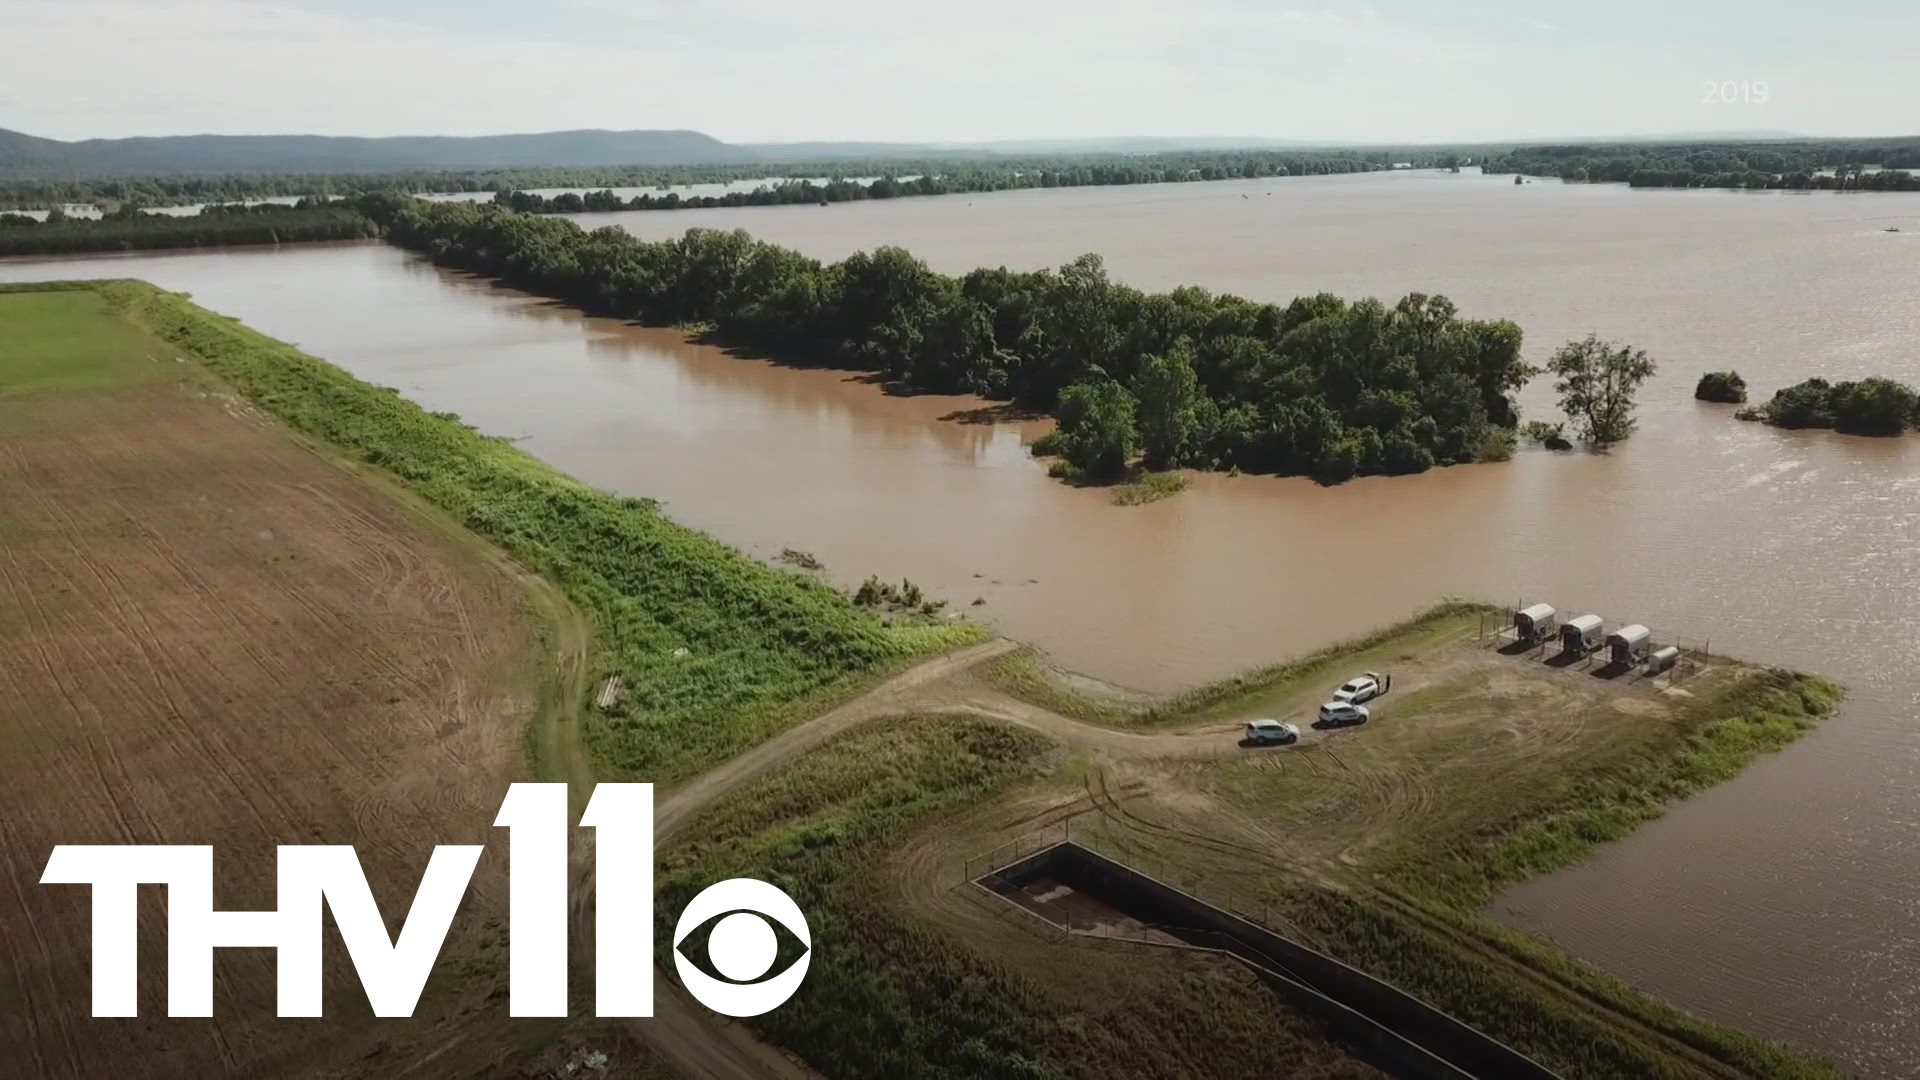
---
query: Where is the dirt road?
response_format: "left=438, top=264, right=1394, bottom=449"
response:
left=631, top=639, right=1017, bottom=1080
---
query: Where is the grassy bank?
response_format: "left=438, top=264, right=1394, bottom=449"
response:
left=1296, top=668, right=1843, bottom=1079
left=985, top=601, right=1491, bottom=726
left=1108, top=471, right=1187, bottom=506
left=1396, top=669, right=1842, bottom=903
left=10, top=279, right=980, bottom=781
left=1282, top=887, right=1840, bottom=1080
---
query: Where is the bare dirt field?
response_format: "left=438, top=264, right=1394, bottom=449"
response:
left=0, top=291, right=541, bottom=1078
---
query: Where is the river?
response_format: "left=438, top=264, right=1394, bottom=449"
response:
left=4, top=169, right=1917, bottom=1074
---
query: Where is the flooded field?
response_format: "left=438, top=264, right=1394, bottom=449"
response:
left=3, top=170, right=1917, bottom=1073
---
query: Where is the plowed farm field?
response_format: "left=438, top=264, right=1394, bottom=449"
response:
left=0, top=289, right=540, bottom=1078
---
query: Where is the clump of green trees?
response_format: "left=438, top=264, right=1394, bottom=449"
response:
left=1738, top=376, right=1920, bottom=435
left=0, top=201, right=377, bottom=256
left=1695, top=370, right=1748, bottom=404
left=365, top=195, right=1541, bottom=484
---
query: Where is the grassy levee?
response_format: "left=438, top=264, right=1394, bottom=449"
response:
left=1384, top=669, right=1843, bottom=903
left=1307, top=671, right=1846, bottom=1080
left=16, top=278, right=982, bottom=782
left=659, top=717, right=1373, bottom=1080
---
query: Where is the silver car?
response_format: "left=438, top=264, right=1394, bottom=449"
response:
left=1315, top=701, right=1370, bottom=728
left=1244, top=719, right=1301, bottom=745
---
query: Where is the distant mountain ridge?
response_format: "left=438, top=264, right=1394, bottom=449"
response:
left=0, top=127, right=1330, bottom=179
left=0, top=128, right=751, bottom=177
left=0, top=124, right=1837, bottom=180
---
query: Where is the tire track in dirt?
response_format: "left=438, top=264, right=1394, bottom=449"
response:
left=1, top=823, right=72, bottom=1078
left=1, top=532, right=154, bottom=845
left=0, top=373, right=537, bottom=1080
left=27, top=435, right=302, bottom=849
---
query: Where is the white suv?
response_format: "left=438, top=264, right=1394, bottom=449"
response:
left=1332, top=672, right=1384, bottom=704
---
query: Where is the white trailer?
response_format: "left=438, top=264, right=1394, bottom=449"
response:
left=1560, top=614, right=1604, bottom=654
left=1514, top=603, right=1557, bottom=644
left=1608, top=625, right=1652, bottom=666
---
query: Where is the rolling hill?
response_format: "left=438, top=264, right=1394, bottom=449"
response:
left=0, top=127, right=749, bottom=178
left=0, top=127, right=1326, bottom=179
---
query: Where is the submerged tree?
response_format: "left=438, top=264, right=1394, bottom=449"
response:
left=1752, top=376, right=1920, bottom=435
left=1694, top=370, right=1747, bottom=404
left=1831, top=377, right=1920, bottom=436
left=1546, top=336, right=1656, bottom=446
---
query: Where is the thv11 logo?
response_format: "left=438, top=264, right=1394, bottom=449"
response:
left=39, top=783, right=810, bottom=1019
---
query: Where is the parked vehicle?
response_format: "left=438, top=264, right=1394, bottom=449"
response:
left=1332, top=671, right=1390, bottom=704
left=1315, top=701, right=1370, bottom=728
left=1243, top=719, right=1301, bottom=745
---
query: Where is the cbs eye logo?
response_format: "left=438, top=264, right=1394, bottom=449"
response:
left=672, top=878, right=811, bottom=1016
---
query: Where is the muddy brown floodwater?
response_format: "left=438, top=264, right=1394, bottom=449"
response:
left=4, top=170, right=1918, bottom=1074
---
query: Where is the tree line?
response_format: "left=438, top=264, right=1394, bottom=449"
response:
left=363, top=195, right=1557, bottom=483
left=1481, top=138, right=1920, bottom=191
left=0, top=201, right=377, bottom=256
left=487, top=156, right=1389, bottom=216
left=0, top=148, right=1432, bottom=212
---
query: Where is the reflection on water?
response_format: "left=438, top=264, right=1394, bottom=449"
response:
left=3, top=172, right=1918, bottom=1072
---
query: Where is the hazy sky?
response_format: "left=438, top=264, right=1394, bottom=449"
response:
left=4, top=0, right=1915, bottom=143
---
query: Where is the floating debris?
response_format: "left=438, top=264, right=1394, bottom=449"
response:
left=595, top=675, right=625, bottom=710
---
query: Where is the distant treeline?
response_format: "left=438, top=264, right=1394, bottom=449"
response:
left=364, top=195, right=1535, bottom=483
left=1481, top=138, right=1920, bottom=190
left=0, top=201, right=377, bottom=256
left=0, top=148, right=1435, bottom=210
left=490, top=156, right=1390, bottom=215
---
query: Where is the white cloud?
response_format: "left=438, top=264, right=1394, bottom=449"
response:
left=1, top=0, right=1914, bottom=142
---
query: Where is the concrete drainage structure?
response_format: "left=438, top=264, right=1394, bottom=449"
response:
left=975, top=841, right=1562, bottom=1080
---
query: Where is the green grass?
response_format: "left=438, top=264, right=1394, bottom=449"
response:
left=14, top=279, right=982, bottom=782
left=660, top=717, right=1372, bottom=1080
left=0, top=289, right=173, bottom=398
left=1280, top=887, right=1842, bottom=1080
left=1109, top=471, right=1186, bottom=506
left=1392, top=669, right=1842, bottom=904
